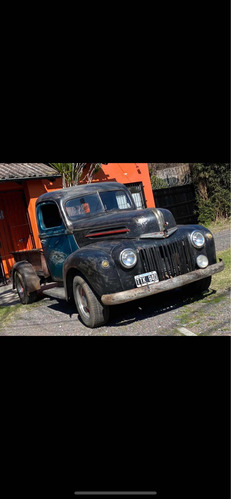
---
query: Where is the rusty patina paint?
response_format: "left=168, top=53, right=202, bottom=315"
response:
left=12, top=260, right=41, bottom=293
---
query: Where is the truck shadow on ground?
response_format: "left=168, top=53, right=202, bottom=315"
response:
left=104, top=288, right=218, bottom=328
left=0, top=287, right=19, bottom=306
left=46, top=287, right=219, bottom=330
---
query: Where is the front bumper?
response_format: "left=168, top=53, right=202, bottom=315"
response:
left=101, top=259, right=224, bottom=306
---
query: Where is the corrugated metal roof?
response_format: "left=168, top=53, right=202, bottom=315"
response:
left=0, top=163, right=61, bottom=181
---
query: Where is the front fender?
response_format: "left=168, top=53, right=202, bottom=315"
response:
left=63, top=246, right=123, bottom=301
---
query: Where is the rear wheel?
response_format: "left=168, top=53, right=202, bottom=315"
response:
left=15, top=272, right=38, bottom=305
left=73, top=275, right=109, bottom=328
left=185, top=276, right=212, bottom=296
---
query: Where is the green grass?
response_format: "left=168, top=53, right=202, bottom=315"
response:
left=0, top=300, right=41, bottom=330
left=0, top=307, right=9, bottom=322
left=207, top=217, right=231, bottom=234
left=0, top=304, right=21, bottom=325
left=174, top=247, right=231, bottom=335
left=212, top=248, right=231, bottom=291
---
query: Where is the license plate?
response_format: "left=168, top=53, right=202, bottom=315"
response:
left=135, top=271, right=159, bottom=288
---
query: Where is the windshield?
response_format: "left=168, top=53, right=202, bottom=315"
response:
left=65, top=190, right=134, bottom=220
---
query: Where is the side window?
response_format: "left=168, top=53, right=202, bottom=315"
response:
left=116, top=191, right=132, bottom=209
left=126, top=183, right=146, bottom=209
left=100, top=190, right=133, bottom=211
left=40, top=203, right=63, bottom=229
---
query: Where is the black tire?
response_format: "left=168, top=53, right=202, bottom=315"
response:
left=185, top=276, right=212, bottom=296
left=73, top=275, right=109, bottom=328
left=15, top=272, right=38, bottom=305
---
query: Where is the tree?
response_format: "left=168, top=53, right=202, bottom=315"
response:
left=50, top=163, right=103, bottom=188
left=191, top=163, right=231, bottom=224
left=190, top=163, right=209, bottom=201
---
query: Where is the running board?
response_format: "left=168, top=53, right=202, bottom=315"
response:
left=40, top=283, right=66, bottom=301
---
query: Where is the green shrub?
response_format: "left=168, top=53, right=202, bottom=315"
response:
left=196, top=199, right=215, bottom=226
left=192, top=163, right=231, bottom=224
left=150, top=175, right=168, bottom=190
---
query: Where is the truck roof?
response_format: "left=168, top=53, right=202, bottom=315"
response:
left=36, top=182, right=127, bottom=206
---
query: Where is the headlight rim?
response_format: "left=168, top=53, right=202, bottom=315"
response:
left=119, top=248, right=138, bottom=269
left=191, top=230, right=205, bottom=249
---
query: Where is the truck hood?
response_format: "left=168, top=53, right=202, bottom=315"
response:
left=71, top=207, right=178, bottom=247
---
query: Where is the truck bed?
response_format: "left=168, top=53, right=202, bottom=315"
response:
left=11, top=249, right=50, bottom=278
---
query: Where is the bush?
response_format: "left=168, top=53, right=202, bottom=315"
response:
left=192, top=163, right=231, bottom=224
left=196, top=199, right=215, bottom=226
left=150, top=175, right=168, bottom=190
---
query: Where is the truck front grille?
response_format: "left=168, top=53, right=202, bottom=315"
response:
left=139, top=238, right=195, bottom=281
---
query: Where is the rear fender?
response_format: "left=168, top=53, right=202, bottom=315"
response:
left=12, top=261, right=41, bottom=293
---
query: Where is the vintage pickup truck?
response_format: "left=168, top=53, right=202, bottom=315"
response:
left=12, top=182, right=224, bottom=328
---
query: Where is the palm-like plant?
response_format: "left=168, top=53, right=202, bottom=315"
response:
left=50, top=163, right=102, bottom=188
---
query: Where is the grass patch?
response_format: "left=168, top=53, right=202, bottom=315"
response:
left=0, top=307, right=10, bottom=322
left=207, top=217, right=231, bottom=234
left=0, top=304, right=21, bottom=325
left=212, top=248, right=231, bottom=291
left=0, top=300, right=41, bottom=330
left=173, top=249, right=231, bottom=334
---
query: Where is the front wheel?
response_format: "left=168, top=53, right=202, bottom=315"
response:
left=73, top=275, right=109, bottom=328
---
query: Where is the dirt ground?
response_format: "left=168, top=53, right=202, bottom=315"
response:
left=0, top=278, right=230, bottom=337
left=0, top=229, right=230, bottom=336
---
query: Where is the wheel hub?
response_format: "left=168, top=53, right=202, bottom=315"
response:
left=77, top=285, right=90, bottom=319
left=16, top=277, right=24, bottom=299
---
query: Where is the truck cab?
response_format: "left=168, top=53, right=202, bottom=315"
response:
left=12, top=182, right=224, bottom=328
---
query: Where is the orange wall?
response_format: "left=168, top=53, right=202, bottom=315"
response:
left=0, top=178, right=62, bottom=277
left=91, top=163, right=155, bottom=208
left=0, top=188, right=35, bottom=277
left=0, top=166, right=154, bottom=278
left=24, top=178, right=62, bottom=248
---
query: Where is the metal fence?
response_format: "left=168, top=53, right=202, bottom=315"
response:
left=153, top=184, right=198, bottom=225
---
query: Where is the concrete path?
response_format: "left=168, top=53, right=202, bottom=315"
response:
left=214, top=229, right=231, bottom=252
left=0, top=282, right=19, bottom=306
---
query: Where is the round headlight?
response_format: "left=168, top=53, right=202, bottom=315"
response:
left=191, top=231, right=205, bottom=248
left=197, top=255, right=209, bottom=269
left=120, top=249, right=137, bottom=269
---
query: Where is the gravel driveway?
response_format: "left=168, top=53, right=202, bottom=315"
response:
left=0, top=230, right=230, bottom=336
left=214, top=229, right=231, bottom=252
left=0, top=285, right=230, bottom=336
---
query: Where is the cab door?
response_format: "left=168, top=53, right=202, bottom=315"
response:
left=36, top=202, right=77, bottom=282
